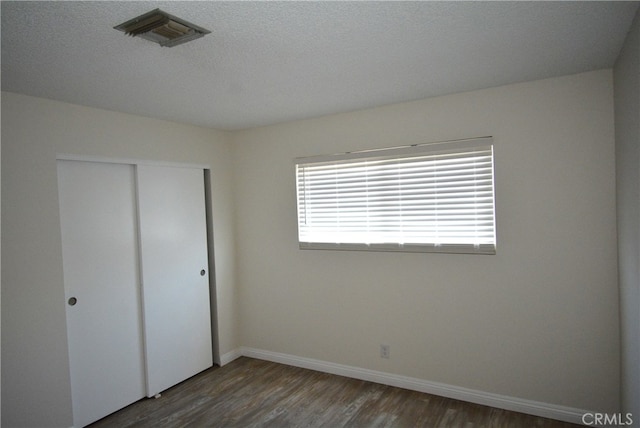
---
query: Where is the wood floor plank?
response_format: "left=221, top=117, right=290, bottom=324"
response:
left=88, top=357, right=580, bottom=428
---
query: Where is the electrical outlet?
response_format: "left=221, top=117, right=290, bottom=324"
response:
left=380, top=344, right=390, bottom=359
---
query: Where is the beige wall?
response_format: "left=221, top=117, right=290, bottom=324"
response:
left=614, top=7, right=640, bottom=426
left=1, top=92, right=238, bottom=427
left=232, top=70, right=619, bottom=412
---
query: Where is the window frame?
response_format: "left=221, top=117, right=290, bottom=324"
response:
left=295, top=137, right=496, bottom=255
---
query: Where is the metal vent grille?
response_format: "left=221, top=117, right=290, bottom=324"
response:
left=114, top=9, right=210, bottom=47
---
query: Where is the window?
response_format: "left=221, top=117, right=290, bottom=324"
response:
left=295, top=137, right=496, bottom=254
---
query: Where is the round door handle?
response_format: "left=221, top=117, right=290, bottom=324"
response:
left=68, top=297, right=78, bottom=306
left=200, top=269, right=206, bottom=276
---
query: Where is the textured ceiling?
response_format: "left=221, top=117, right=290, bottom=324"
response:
left=2, top=1, right=638, bottom=131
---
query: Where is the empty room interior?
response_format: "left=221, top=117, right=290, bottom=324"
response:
left=2, top=1, right=640, bottom=427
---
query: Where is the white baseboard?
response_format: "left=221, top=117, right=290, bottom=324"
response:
left=219, top=348, right=243, bottom=366
left=235, top=346, right=589, bottom=425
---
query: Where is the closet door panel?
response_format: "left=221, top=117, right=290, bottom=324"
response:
left=58, top=160, right=146, bottom=427
left=136, top=165, right=213, bottom=396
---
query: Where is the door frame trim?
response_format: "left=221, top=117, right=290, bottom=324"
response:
left=57, top=153, right=210, bottom=170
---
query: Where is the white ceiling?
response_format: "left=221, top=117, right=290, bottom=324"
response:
left=2, top=1, right=638, bottom=131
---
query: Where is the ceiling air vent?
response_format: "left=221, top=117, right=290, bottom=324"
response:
left=114, top=9, right=210, bottom=47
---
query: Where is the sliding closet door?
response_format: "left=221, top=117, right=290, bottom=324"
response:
left=136, top=165, right=213, bottom=396
left=58, top=160, right=146, bottom=428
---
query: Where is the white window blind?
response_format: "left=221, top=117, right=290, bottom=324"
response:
left=295, top=137, right=496, bottom=254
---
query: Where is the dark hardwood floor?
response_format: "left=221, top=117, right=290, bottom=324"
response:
left=89, top=357, right=580, bottom=427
